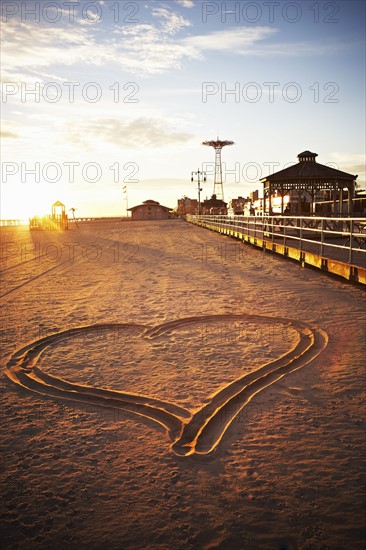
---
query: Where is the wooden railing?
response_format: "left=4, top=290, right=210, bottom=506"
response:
left=187, top=215, right=366, bottom=266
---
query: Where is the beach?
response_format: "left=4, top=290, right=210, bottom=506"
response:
left=1, top=219, right=365, bottom=549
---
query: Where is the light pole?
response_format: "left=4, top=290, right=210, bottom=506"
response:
left=191, top=168, right=206, bottom=215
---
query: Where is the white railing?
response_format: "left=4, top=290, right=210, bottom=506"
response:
left=0, top=219, right=29, bottom=227
left=187, top=215, right=366, bottom=265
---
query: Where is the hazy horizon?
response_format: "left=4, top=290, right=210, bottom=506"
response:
left=1, top=0, right=365, bottom=219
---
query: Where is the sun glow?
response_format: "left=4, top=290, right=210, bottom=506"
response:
left=1, top=182, right=64, bottom=220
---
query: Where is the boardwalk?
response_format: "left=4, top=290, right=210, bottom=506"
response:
left=188, top=215, right=366, bottom=284
left=1, top=220, right=365, bottom=549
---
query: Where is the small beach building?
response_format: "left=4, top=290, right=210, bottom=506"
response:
left=128, top=200, right=171, bottom=220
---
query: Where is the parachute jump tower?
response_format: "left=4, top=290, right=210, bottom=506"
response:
left=202, top=138, right=234, bottom=201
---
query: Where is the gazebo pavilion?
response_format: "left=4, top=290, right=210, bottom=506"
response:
left=260, top=151, right=358, bottom=216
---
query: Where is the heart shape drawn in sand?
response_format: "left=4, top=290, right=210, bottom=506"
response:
left=6, top=315, right=328, bottom=458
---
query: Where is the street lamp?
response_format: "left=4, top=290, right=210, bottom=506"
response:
left=191, top=168, right=206, bottom=215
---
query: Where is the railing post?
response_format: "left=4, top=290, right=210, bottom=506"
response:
left=298, top=217, right=303, bottom=251
left=271, top=217, right=274, bottom=242
left=320, top=218, right=324, bottom=256
left=349, top=219, right=353, bottom=264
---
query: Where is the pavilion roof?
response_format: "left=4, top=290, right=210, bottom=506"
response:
left=260, top=151, right=357, bottom=183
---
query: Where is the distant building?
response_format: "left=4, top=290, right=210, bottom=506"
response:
left=246, top=191, right=265, bottom=216
left=127, top=200, right=171, bottom=220
left=176, top=197, right=199, bottom=216
left=201, top=194, right=227, bottom=215
left=227, top=194, right=264, bottom=216
left=250, top=190, right=259, bottom=202
left=227, top=196, right=247, bottom=216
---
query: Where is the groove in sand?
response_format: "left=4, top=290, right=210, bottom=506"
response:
left=5, top=315, right=328, bottom=458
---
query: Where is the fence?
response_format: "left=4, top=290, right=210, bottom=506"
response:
left=187, top=215, right=366, bottom=283
left=0, top=219, right=29, bottom=227
left=0, top=216, right=130, bottom=228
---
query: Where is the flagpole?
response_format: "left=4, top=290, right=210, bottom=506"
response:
left=123, top=185, right=128, bottom=217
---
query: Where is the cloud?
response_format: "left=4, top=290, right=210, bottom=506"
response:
left=0, top=131, right=18, bottom=138
left=113, top=24, right=277, bottom=75
left=175, top=0, right=195, bottom=7
left=243, top=41, right=344, bottom=57
left=182, top=28, right=345, bottom=58
left=1, top=21, right=104, bottom=81
left=329, top=153, right=365, bottom=164
left=2, top=11, right=192, bottom=78
left=1, top=120, right=20, bottom=139
left=68, top=118, right=194, bottom=149
left=113, top=23, right=195, bottom=75
left=152, top=7, right=191, bottom=34
left=328, top=154, right=366, bottom=179
left=1, top=8, right=345, bottom=79
left=183, top=27, right=277, bottom=55
left=342, top=164, right=366, bottom=175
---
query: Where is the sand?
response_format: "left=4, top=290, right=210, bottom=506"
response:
left=1, top=219, right=365, bottom=549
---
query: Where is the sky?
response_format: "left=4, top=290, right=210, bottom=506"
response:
left=1, top=0, right=365, bottom=218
